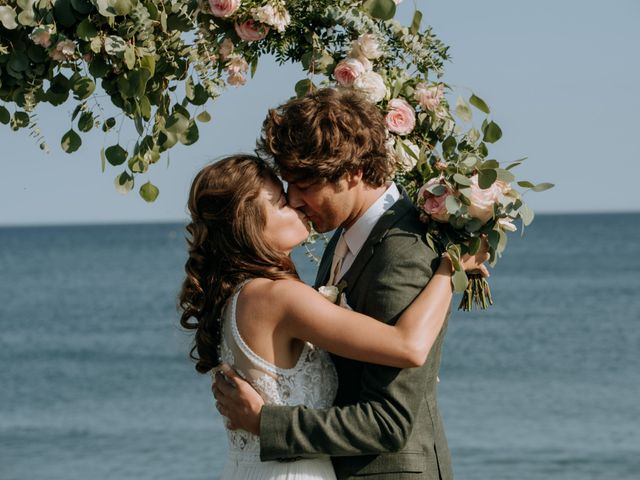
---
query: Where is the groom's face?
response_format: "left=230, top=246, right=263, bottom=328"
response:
left=283, top=174, right=355, bottom=233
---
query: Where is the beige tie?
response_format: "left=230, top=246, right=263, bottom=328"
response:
left=328, top=233, right=349, bottom=286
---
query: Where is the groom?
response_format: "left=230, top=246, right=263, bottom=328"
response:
left=214, top=88, right=453, bottom=479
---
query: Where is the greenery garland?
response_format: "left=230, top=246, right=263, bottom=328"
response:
left=0, top=0, right=552, bottom=307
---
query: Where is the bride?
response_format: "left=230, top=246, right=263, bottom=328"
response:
left=178, top=154, right=488, bottom=479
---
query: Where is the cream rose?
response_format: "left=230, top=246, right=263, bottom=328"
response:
left=208, top=0, right=240, bottom=18
left=354, top=33, right=383, bottom=60
left=385, top=98, right=416, bottom=135
left=467, top=174, right=500, bottom=223
left=498, top=218, right=517, bottom=232
left=253, top=4, right=290, bottom=32
left=396, top=140, right=420, bottom=171
left=333, top=57, right=366, bottom=87
left=234, top=20, right=269, bottom=42
left=414, top=82, right=444, bottom=112
left=353, top=71, right=387, bottom=103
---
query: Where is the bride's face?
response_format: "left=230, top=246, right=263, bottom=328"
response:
left=260, top=177, right=311, bottom=253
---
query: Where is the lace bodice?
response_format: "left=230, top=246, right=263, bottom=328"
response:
left=218, top=281, right=338, bottom=457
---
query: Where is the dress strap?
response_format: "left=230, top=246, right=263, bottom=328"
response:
left=228, top=279, right=311, bottom=376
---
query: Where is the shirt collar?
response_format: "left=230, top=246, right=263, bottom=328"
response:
left=343, top=182, right=400, bottom=257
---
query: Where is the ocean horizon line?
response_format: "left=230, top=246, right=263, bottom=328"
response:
left=1, top=209, right=639, bottom=230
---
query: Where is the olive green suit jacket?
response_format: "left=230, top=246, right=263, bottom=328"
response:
left=259, top=194, right=453, bottom=479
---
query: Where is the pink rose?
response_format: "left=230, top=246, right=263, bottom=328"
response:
left=414, top=82, right=444, bottom=112
left=333, top=57, right=366, bottom=87
left=208, top=0, right=240, bottom=18
left=385, top=98, right=416, bottom=135
left=467, top=174, right=502, bottom=223
left=218, top=38, right=234, bottom=61
left=234, top=20, right=269, bottom=42
left=418, top=178, right=451, bottom=223
left=31, top=28, right=52, bottom=48
left=49, top=40, right=76, bottom=62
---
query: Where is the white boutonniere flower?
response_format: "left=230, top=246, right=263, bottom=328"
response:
left=318, top=280, right=350, bottom=309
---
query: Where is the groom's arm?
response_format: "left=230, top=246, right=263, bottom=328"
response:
left=259, top=232, right=443, bottom=460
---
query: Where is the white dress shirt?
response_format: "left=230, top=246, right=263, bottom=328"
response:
left=335, top=182, right=400, bottom=281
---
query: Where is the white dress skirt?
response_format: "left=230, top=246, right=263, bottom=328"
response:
left=217, top=282, right=339, bottom=480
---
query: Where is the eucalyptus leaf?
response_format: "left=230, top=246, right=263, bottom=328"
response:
left=165, top=112, right=189, bottom=134
left=295, top=79, right=315, bottom=98
left=445, top=194, right=461, bottom=214
left=455, top=96, right=472, bottom=122
left=517, top=180, right=535, bottom=189
left=451, top=269, right=469, bottom=293
left=478, top=169, right=497, bottom=189
left=100, top=147, right=106, bottom=173
left=197, top=111, right=211, bottom=123
left=124, top=44, right=136, bottom=70
left=453, top=173, right=471, bottom=186
left=114, top=171, right=134, bottom=194
left=469, top=94, right=490, bottom=114
left=410, top=10, right=423, bottom=35
left=179, top=120, right=199, bottom=146
left=0, top=6, right=18, bottom=30
left=72, top=77, right=96, bottom=100
left=13, top=111, right=30, bottom=128
left=363, top=0, right=396, bottom=20
left=105, top=144, right=127, bottom=166
left=495, top=168, right=515, bottom=183
left=78, top=111, right=94, bottom=132
left=519, top=204, right=535, bottom=226
left=483, top=121, right=502, bottom=143
left=0, top=106, right=10, bottom=125
left=139, top=181, right=159, bottom=202
left=61, top=129, right=82, bottom=153
left=76, top=18, right=98, bottom=40
left=531, top=182, right=554, bottom=192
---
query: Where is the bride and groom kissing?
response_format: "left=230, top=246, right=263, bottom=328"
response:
left=179, top=87, right=489, bottom=479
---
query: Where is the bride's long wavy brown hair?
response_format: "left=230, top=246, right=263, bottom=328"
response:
left=179, top=154, right=298, bottom=373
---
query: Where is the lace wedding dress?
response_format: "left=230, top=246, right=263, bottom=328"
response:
left=218, top=282, right=339, bottom=480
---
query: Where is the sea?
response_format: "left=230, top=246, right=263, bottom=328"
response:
left=1, top=213, right=639, bottom=480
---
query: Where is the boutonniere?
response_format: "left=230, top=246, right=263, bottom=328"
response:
left=318, top=280, right=349, bottom=307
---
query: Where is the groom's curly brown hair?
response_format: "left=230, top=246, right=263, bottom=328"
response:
left=257, top=88, right=395, bottom=187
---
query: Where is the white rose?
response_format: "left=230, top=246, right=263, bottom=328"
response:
left=353, top=71, right=387, bottom=104
left=498, top=218, right=517, bottom=232
left=396, top=140, right=420, bottom=171
left=355, top=33, right=383, bottom=60
left=318, top=286, right=339, bottom=304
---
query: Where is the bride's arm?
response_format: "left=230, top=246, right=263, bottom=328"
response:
left=275, top=255, right=486, bottom=368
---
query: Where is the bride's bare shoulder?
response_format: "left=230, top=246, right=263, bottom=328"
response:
left=238, top=278, right=311, bottom=317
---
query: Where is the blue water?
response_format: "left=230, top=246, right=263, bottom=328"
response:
left=1, top=214, right=639, bottom=480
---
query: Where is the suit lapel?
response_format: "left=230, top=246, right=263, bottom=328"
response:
left=341, top=193, right=415, bottom=290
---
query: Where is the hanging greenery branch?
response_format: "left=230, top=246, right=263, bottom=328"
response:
left=0, top=0, right=553, bottom=307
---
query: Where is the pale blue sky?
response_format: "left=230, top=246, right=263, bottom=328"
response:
left=1, top=0, right=639, bottom=226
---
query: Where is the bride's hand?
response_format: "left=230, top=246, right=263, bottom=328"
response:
left=441, top=237, right=490, bottom=278
left=461, top=236, right=490, bottom=277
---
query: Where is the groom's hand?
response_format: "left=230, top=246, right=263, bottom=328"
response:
left=212, top=364, right=264, bottom=435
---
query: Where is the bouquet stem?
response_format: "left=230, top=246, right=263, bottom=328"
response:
left=458, top=273, right=493, bottom=311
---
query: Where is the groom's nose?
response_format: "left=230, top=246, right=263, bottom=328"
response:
left=286, top=185, right=305, bottom=209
